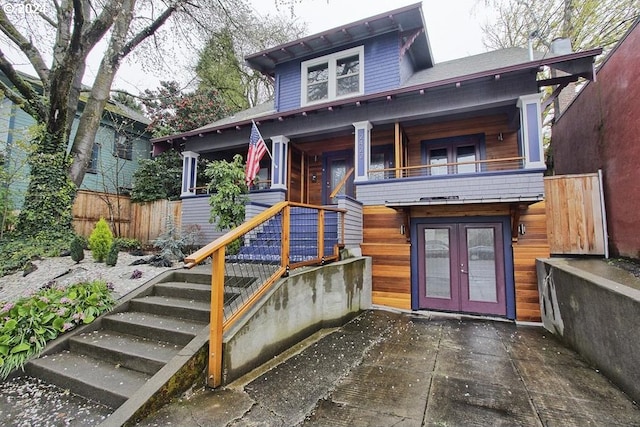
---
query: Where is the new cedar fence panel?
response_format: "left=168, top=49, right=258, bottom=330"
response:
left=72, top=190, right=182, bottom=245
left=130, top=200, right=182, bottom=244
left=544, top=173, right=607, bottom=256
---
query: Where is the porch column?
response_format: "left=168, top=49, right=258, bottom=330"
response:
left=353, top=121, right=372, bottom=182
left=517, top=94, right=546, bottom=169
left=181, top=151, right=199, bottom=197
left=270, top=135, right=289, bottom=190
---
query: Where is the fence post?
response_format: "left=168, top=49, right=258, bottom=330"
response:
left=317, top=209, right=325, bottom=260
left=208, top=246, right=226, bottom=388
left=281, top=205, right=290, bottom=269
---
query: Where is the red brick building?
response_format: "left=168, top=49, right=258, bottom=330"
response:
left=552, top=19, right=640, bottom=259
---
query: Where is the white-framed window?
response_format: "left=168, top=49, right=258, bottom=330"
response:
left=301, top=46, right=364, bottom=106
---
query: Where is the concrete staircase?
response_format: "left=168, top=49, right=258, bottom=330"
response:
left=23, top=268, right=255, bottom=423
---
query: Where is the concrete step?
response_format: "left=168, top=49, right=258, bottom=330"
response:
left=25, top=350, right=150, bottom=408
left=68, top=330, right=182, bottom=375
left=129, top=295, right=210, bottom=323
left=153, top=281, right=211, bottom=302
left=153, top=281, right=242, bottom=305
left=102, top=311, right=206, bottom=345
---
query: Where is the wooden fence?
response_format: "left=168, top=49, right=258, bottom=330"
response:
left=72, top=190, right=182, bottom=245
left=544, top=172, right=607, bottom=256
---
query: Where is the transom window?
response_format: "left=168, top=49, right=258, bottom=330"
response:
left=301, top=46, right=364, bottom=106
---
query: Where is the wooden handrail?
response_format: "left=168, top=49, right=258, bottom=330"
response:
left=368, top=156, right=526, bottom=175
left=329, top=167, right=355, bottom=199
left=184, top=200, right=347, bottom=388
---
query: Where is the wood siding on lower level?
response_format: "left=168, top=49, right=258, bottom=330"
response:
left=361, top=202, right=549, bottom=321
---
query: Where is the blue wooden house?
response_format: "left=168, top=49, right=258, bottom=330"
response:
left=0, top=71, right=151, bottom=211
left=153, top=3, right=599, bottom=322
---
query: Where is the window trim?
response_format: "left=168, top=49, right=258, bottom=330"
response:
left=301, top=45, right=365, bottom=107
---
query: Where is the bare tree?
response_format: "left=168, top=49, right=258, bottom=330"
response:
left=479, top=0, right=639, bottom=55
left=0, top=0, right=256, bottom=239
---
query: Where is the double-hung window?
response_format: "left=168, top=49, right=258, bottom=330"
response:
left=301, top=46, right=364, bottom=106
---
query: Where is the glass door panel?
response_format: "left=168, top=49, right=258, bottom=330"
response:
left=429, top=148, right=448, bottom=175
left=465, top=228, right=497, bottom=302
left=456, top=145, right=477, bottom=174
left=424, top=228, right=451, bottom=299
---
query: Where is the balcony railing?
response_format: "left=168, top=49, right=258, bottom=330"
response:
left=368, top=156, right=526, bottom=180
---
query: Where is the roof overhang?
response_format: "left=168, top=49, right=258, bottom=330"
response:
left=152, top=48, right=602, bottom=145
left=245, top=2, right=433, bottom=76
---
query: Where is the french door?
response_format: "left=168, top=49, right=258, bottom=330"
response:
left=417, top=222, right=506, bottom=316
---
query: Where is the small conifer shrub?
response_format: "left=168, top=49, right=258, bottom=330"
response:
left=88, top=218, right=113, bottom=263
left=105, top=242, right=119, bottom=267
left=70, top=235, right=85, bottom=264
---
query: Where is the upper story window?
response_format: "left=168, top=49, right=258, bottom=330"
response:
left=301, top=46, right=364, bottom=106
left=114, top=134, right=133, bottom=160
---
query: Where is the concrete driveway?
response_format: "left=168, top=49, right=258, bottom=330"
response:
left=137, top=310, right=640, bottom=427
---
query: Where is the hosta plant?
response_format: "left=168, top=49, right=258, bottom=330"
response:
left=0, top=280, right=116, bottom=378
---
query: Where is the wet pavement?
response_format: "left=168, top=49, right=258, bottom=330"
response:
left=136, top=309, right=640, bottom=427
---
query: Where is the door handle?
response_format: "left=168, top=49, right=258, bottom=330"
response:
left=461, top=269, right=468, bottom=274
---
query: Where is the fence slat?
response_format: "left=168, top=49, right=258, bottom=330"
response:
left=72, top=190, right=182, bottom=245
left=544, top=174, right=606, bottom=255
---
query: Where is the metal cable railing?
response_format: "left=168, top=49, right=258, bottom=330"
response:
left=183, top=201, right=345, bottom=388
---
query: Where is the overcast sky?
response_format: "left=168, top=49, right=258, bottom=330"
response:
left=106, top=0, right=493, bottom=94
left=4, top=0, right=494, bottom=95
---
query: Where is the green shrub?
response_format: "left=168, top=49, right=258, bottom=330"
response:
left=88, top=218, right=113, bottom=263
left=70, top=235, right=85, bottom=263
left=105, top=242, right=119, bottom=267
left=0, top=280, right=116, bottom=379
left=113, top=237, right=141, bottom=252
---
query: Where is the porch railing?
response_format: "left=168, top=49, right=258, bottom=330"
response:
left=368, top=156, right=526, bottom=179
left=183, top=201, right=345, bottom=388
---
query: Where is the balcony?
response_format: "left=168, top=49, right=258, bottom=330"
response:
left=356, top=156, right=545, bottom=207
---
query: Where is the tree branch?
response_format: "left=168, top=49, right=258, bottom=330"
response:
left=0, top=9, right=50, bottom=85
left=119, top=1, right=184, bottom=60
left=0, top=49, right=47, bottom=122
left=81, top=0, right=120, bottom=48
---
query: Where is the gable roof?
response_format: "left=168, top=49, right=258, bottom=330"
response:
left=245, top=2, right=433, bottom=76
left=152, top=46, right=600, bottom=144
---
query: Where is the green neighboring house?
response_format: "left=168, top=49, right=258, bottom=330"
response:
left=0, top=71, right=151, bottom=211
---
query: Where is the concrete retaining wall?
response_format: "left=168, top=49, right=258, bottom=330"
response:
left=221, top=256, right=372, bottom=385
left=537, top=258, right=640, bottom=403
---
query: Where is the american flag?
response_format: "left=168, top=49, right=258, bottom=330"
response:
left=245, top=122, right=267, bottom=186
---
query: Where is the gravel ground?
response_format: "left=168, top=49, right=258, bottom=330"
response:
left=0, top=251, right=179, bottom=426
left=0, top=250, right=178, bottom=303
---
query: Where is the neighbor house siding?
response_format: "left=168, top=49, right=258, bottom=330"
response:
left=275, top=32, right=402, bottom=113
left=1, top=105, right=37, bottom=209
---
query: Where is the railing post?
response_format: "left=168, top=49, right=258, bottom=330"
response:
left=317, top=209, right=325, bottom=260
left=208, top=246, right=226, bottom=388
left=281, top=205, right=290, bottom=268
